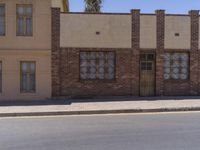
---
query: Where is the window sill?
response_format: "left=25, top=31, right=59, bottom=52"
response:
left=164, top=79, right=190, bottom=82
left=16, top=35, right=33, bottom=38
left=20, top=91, right=36, bottom=94
left=79, top=79, right=116, bottom=83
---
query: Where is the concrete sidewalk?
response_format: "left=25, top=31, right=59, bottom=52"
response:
left=1, top=97, right=200, bottom=117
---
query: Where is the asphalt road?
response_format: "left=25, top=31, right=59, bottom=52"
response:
left=0, top=112, right=200, bottom=150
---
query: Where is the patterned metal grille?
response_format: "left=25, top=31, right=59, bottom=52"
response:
left=80, top=52, right=115, bottom=80
left=163, top=53, right=189, bottom=80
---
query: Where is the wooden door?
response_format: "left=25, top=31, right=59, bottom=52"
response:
left=140, top=53, right=155, bottom=96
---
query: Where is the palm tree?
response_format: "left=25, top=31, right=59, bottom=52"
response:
left=84, top=0, right=103, bottom=13
left=63, top=0, right=69, bottom=12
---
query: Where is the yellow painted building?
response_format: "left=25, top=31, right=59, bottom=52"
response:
left=0, top=0, right=65, bottom=100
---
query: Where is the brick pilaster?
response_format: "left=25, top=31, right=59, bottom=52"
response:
left=189, top=10, right=199, bottom=95
left=155, top=10, right=165, bottom=96
left=51, top=8, right=61, bottom=97
left=131, top=9, right=140, bottom=96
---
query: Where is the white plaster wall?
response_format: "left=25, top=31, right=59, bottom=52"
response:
left=60, top=14, right=132, bottom=48
left=0, top=0, right=51, bottom=50
left=0, top=50, right=51, bottom=101
left=165, top=16, right=191, bottom=49
left=140, top=15, right=156, bottom=49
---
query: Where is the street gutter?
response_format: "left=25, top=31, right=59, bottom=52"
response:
left=1, top=107, right=200, bottom=117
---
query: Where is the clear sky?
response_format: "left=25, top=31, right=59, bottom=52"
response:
left=69, top=0, right=200, bottom=14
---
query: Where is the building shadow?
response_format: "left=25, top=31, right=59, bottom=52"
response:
left=0, top=96, right=200, bottom=107
left=69, top=96, right=200, bottom=103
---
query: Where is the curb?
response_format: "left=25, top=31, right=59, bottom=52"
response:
left=0, top=107, right=200, bottom=117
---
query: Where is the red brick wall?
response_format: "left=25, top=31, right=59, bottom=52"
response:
left=51, top=9, right=200, bottom=98
left=190, top=10, right=199, bottom=95
left=164, top=81, right=190, bottom=96
left=131, top=10, right=140, bottom=96
left=52, top=8, right=61, bottom=97
left=155, top=10, right=165, bottom=96
left=51, top=9, right=142, bottom=98
left=59, top=48, right=133, bottom=97
left=156, top=10, right=200, bottom=96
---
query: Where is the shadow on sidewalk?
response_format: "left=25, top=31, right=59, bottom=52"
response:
left=70, top=96, right=200, bottom=103
left=0, top=99, right=71, bottom=107
left=0, top=96, right=200, bottom=107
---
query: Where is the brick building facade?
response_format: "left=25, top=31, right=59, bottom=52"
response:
left=52, top=8, right=200, bottom=98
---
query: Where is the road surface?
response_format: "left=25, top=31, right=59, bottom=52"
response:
left=0, top=112, right=200, bottom=150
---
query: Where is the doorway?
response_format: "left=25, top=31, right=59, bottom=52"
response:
left=140, top=53, right=155, bottom=96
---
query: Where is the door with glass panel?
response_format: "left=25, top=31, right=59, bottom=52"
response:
left=140, top=53, right=155, bottom=96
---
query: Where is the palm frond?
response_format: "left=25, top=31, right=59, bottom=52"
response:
left=63, top=0, right=69, bottom=12
left=84, top=0, right=103, bottom=13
